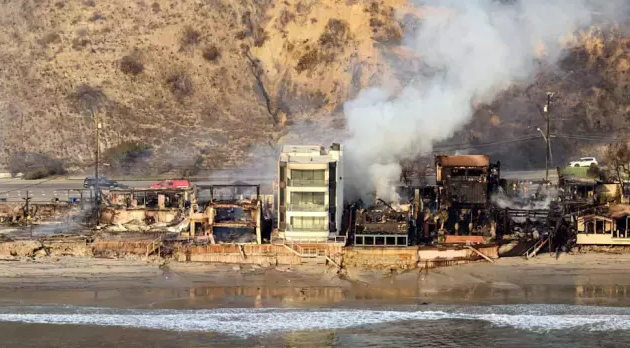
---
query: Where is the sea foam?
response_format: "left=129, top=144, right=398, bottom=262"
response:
left=0, top=305, right=628, bottom=336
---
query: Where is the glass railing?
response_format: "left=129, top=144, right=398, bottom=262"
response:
left=288, top=179, right=327, bottom=187
left=288, top=204, right=327, bottom=212
left=287, top=225, right=327, bottom=231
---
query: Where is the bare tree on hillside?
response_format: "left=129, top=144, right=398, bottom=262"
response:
left=605, top=139, right=630, bottom=184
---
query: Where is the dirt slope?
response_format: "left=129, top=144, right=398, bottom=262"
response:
left=0, top=0, right=417, bottom=172
left=453, top=28, right=630, bottom=168
left=0, top=0, right=628, bottom=172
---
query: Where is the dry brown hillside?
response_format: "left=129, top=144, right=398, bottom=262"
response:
left=459, top=28, right=630, bottom=169
left=0, top=0, right=628, bottom=174
left=0, top=0, right=417, bottom=173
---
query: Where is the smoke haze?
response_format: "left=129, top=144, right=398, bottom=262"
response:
left=343, top=0, right=627, bottom=203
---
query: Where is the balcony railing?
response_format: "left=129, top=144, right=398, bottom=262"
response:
left=288, top=179, right=328, bottom=187
left=288, top=204, right=328, bottom=212
left=287, top=224, right=327, bottom=232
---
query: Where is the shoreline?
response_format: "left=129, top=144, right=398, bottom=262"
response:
left=1, top=253, right=630, bottom=308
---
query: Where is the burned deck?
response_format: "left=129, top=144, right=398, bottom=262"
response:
left=354, top=200, right=412, bottom=247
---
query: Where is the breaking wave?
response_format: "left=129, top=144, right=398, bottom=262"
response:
left=0, top=305, right=629, bottom=336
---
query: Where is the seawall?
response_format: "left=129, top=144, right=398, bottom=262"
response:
left=0, top=239, right=499, bottom=270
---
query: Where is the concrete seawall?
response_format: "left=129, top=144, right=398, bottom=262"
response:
left=0, top=239, right=499, bottom=270
left=344, top=245, right=499, bottom=269
left=174, top=244, right=303, bottom=265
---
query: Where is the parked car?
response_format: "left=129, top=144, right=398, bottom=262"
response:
left=149, top=179, right=191, bottom=189
left=83, top=176, right=125, bottom=189
left=569, top=157, right=598, bottom=167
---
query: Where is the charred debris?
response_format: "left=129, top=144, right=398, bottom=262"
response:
left=4, top=145, right=630, bottom=253
left=98, top=184, right=273, bottom=244
left=348, top=155, right=504, bottom=247
left=347, top=153, right=630, bottom=252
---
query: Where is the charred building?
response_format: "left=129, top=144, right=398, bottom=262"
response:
left=190, top=184, right=265, bottom=244
left=420, top=155, right=501, bottom=241
left=353, top=190, right=419, bottom=247
left=435, top=155, right=500, bottom=207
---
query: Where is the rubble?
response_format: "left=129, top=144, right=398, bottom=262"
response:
left=96, top=185, right=269, bottom=244
left=5, top=146, right=630, bottom=261
left=189, top=184, right=265, bottom=244
left=353, top=198, right=413, bottom=246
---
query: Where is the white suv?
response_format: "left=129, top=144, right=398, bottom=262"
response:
left=569, top=157, right=598, bottom=167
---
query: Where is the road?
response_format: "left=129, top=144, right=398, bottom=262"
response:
left=0, top=170, right=555, bottom=203
left=0, top=178, right=274, bottom=203
left=500, top=170, right=559, bottom=181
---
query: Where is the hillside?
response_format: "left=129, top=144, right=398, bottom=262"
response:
left=449, top=28, right=630, bottom=169
left=0, top=0, right=628, bottom=174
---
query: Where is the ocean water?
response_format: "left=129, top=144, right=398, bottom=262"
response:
left=1, top=304, right=629, bottom=347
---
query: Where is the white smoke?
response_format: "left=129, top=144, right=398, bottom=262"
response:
left=343, top=0, right=626, bottom=203
left=491, top=185, right=558, bottom=211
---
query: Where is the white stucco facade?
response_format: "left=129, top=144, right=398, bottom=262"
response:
left=277, top=144, right=344, bottom=242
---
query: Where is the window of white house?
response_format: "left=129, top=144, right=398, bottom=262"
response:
left=290, top=192, right=325, bottom=205
left=291, top=216, right=326, bottom=229
left=291, top=169, right=325, bottom=180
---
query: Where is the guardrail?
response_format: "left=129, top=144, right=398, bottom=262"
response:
left=0, top=189, right=92, bottom=204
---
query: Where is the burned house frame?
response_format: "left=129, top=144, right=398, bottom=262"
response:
left=435, top=155, right=497, bottom=206
left=100, top=188, right=192, bottom=227
left=189, top=184, right=263, bottom=244
left=352, top=187, right=421, bottom=247
left=353, top=201, right=414, bottom=247
left=425, top=155, right=499, bottom=240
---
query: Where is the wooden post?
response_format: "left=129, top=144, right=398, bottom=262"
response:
left=158, top=194, right=165, bottom=210
left=466, top=246, right=494, bottom=263
left=238, top=244, right=247, bottom=260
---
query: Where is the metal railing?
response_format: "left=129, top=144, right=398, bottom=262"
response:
left=286, top=224, right=327, bottom=232
left=288, top=179, right=327, bottom=187
left=354, top=234, right=408, bottom=247
left=525, top=237, right=549, bottom=259
left=271, top=234, right=347, bottom=245
left=288, top=204, right=327, bottom=212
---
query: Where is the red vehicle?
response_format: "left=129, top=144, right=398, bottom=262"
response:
left=150, top=179, right=191, bottom=189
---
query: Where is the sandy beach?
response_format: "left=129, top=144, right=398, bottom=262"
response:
left=1, top=253, right=629, bottom=308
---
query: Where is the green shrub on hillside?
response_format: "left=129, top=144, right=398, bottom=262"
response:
left=8, top=152, right=66, bottom=180
left=102, top=142, right=152, bottom=175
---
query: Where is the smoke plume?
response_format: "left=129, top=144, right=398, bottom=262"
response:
left=343, top=0, right=626, bottom=203
left=491, top=185, right=558, bottom=211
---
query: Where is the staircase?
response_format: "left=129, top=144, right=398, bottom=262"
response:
left=525, top=237, right=549, bottom=259
left=499, top=239, right=540, bottom=257
left=283, top=243, right=335, bottom=265
left=145, top=235, right=163, bottom=257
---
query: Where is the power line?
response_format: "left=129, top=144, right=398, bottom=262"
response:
left=434, top=135, right=537, bottom=150
left=433, top=135, right=542, bottom=152
left=433, top=132, right=619, bottom=153
left=551, top=134, right=618, bottom=141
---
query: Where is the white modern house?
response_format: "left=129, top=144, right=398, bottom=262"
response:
left=277, top=144, right=344, bottom=242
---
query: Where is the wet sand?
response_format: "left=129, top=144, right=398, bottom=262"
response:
left=2, top=254, right=630, bottom=348
left=1, top=253, right=630, bottom=308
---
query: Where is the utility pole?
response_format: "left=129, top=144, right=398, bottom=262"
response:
left=93, top=109, right=101, bottom=224
left=23, top=191, right=32, bottom=238
left=543, top=92, right=553, bottom=182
